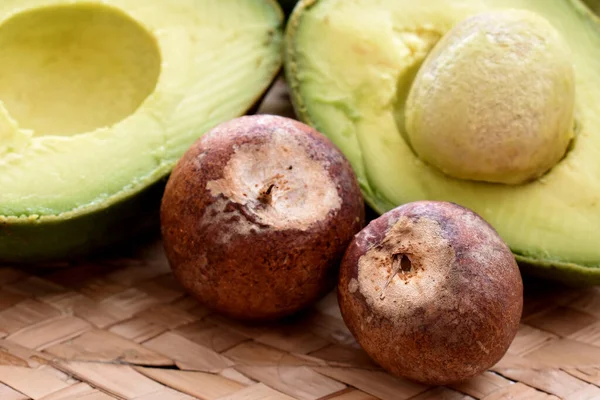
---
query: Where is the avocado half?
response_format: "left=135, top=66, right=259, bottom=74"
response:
left=284, top=0, right=600, bottom=285
left=0, top=0, right=283, bottom=263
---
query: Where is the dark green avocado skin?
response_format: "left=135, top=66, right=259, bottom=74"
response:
left=515, top=255, right=600, bottom=287
left=0, top=177, right=167, bottom=264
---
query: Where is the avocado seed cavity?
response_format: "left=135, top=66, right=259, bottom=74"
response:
left=405, top=9, right=575, bottom=184
left=0, top=3, right=161, bottom=137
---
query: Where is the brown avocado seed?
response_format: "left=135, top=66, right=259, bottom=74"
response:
left=160, top=115, right=365, bottom=321
left=338, top=201, right=523, bottom=385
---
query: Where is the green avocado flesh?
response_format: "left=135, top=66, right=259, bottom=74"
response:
left=0, top=0, right=283, bottom=262
left=285, top=0, right=600, bottom=284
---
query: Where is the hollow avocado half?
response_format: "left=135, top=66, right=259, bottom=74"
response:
left=0, top=0, right=284, bottom=263
left=284, top=0, right=600, bottom=285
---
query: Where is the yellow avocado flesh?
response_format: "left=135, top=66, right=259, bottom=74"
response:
left=0, top=4, right=160, bottom=137
left=286, top=0, right=600, bottom=270
left=0, top=0, right=282, bottom=218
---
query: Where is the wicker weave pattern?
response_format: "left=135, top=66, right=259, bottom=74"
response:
left=0, top=239, right=599, bottom=400
left=1, top=81, right=600, bottom=399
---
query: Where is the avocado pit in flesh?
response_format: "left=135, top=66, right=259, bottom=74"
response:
left=405, top=9, right=576, bottom=185
left=284, top=0, right=600, bottom=283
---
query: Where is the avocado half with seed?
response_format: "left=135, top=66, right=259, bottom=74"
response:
left=0, top=0, right=283, bottom=263
left=285, top=0, right=600, bottom=285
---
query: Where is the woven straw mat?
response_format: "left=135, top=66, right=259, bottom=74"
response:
left=1, top=79, right=600, bottom=400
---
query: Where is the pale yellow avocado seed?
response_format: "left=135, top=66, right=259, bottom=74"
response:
left=404, top=9, right=576, bottom=184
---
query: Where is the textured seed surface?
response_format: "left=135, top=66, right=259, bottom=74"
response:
left=338, top=201, right=523, bottom=385
left=161, top=115, right=365, bottom=321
